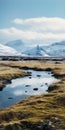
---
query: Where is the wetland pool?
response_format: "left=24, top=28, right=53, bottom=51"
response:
left=0, top=70, right=57, bottom=109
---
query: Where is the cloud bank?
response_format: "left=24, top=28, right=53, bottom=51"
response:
left=0, top=17, right=65, bottom=45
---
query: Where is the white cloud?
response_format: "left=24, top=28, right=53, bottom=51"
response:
left=13, top=17, right=65, bottom=32
left=0, top=17, right=65, bottom=45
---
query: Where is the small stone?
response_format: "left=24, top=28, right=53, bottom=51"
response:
left=33, top=88, right=38, bottom=91
left=41, top=85, right=43, bottom=87
left=25, top=91, right=27, bottom=93
left=37, top=75, right=41, bottom=77
left=25, top=85, right=30, bottom=87
left=48, top=72, right=51, bottom=74
left=54, top=118, right=61, bottom=124
left=45, top=83, right=48, bottom=85
left=8, top=97, right=13, bottom=99
left=29, top=76, right=32, bottom=79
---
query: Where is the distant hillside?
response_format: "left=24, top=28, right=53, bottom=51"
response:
left=0, top=43, right=20, bottom=56
left=4, top=40, right=65, bottom=57
left=23, top=45, right=49, bottom=56
left=43, top=41, right=65, bottom=57
left=5, top=39, right=28, bottom=52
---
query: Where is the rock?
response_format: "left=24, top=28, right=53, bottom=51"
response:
left=40, top=120, right=55, bottom=130
left=25, top=85, right=30, bottom=87
left=29, top=76, right=32, bottom=79
left=27, top=71, right=32, bottom=76
left=41, top=85, right=44, bottom=87
left=48, top=72, right=51, bottom=74
left=54, top=117, right=61, bottom=124
left=55, top=120, right=61, bottom=124
left=0, top=86, right=3, bottom=91
left=25, top=91, right=27, bottom=93
left=33, top=88, right=38, bottom=91
left=8, top=97, right=13, bottom=99
left=37, top=75, right=41, bottom=77
left=45, top=83, right=48, bottom=85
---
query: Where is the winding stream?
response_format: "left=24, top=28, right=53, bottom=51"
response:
left=0, top=70, right=57, bottom=109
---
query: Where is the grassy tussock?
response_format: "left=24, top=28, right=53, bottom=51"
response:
left=0, top=93, right=65, bottom=129
left=0, top=67, right=27, bottom=79
left=0, top=66, right=28, bottom=89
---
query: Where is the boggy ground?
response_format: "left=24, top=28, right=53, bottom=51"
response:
left=0, top=60, right=65, bottom=130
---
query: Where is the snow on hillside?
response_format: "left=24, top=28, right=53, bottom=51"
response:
left=3, top=40, right=65, bottom=57
left=23, top=41, right=65, bottom=57
left=43, top=41, right=65, bottom=57
left=0, top=43, right=20, bottom=56
left=23, top=45, right=49, bottom=56
left=5, top=39, right=28, bottom=52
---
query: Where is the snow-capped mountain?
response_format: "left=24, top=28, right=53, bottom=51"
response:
left=0, top=43, right=20, bottom=56
left=23, top=41, right=65, bottom=57
left=5, top=39, right=28, bottom=52
left=43, top=41, right=65, bottom=57
left=23, top=45, right=49, bottom=56
left=3, top=39, right=65, bottom=57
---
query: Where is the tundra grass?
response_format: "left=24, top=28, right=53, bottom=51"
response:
left=0, top=66, right=28, bottom=90
left=0, top=60, right=65, bottom=130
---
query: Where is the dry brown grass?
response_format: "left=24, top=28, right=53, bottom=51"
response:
left=0, top=60, right=65, bottom=92
left=0, top=66, right=27, bottom=80
left=0, top=60, right=57, bottom=70
left=0, top=66, right=28, bottom=89
left=0, top=60, right=65, bottom=74
left=0, top=93, right=65, bottom=130
left=0, top=60, right=65, bottom=130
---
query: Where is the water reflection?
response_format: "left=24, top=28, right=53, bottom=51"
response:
left=0, top=70, right=57, bottom=109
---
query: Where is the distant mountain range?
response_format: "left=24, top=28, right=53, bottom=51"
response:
left=0, top=40, right=65, bottom=56
left=23, top=41, right=65, bottom=57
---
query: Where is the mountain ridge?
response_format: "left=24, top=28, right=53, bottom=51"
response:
left=1, top=40, right=65, bottom=57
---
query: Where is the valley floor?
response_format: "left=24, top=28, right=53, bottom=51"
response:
left=0, top=60, right=65, bottom=130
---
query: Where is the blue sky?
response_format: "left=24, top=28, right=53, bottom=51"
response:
left=0, top=0, right=65, bottom=45
left=0, top=0, right=65, bottom=28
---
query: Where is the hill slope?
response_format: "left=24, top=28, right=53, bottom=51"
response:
left=6, top=39, right=28, bottom=52
left=0, top=43, right=20, bottom=56
left=43, top=41, right=65, bottom=57
left=23, top=45, right=49, bottom=56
